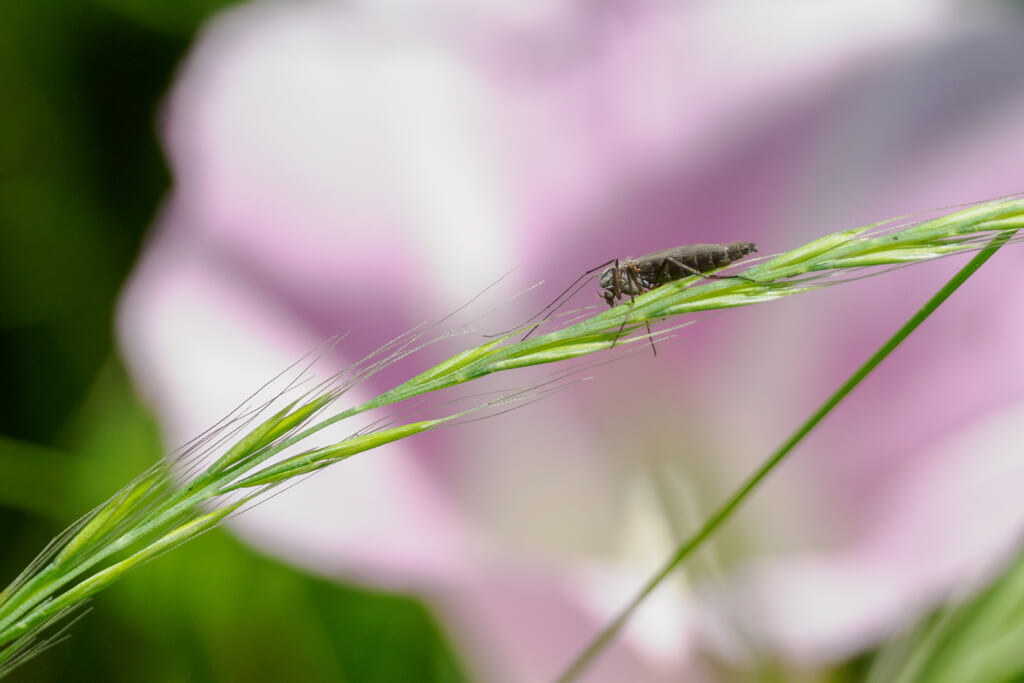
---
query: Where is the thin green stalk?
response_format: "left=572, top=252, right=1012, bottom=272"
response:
left=556, top=229, right=1018, bottom=682
left=872, top=541, right=1024, bottom=683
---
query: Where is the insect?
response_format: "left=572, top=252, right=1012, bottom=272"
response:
left=599, top=241, right=758, bottom=305
left=523, top=241, right=758, bottom=354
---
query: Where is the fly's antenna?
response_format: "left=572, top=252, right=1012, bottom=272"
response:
left=519, top=259, right=616, bottom=342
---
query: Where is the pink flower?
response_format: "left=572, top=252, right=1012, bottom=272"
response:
left=118, top=2, right=1024, bottom=680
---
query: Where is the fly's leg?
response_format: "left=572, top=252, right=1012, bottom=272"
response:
left=607, top=260, right=630, bottom=349
left=635, top=262, right=657, bottom=356
left=608, top=263, right=657, bottom=356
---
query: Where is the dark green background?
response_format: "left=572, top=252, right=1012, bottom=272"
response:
left=0, top=2, right=466, bottom=681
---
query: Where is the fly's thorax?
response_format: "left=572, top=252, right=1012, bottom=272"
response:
left=599, top=263, right=648, bottom=300
left=618, top=274, right=647, bottom=295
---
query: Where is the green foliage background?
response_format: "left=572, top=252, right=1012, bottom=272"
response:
left=0, top=2, right=466, bottom=681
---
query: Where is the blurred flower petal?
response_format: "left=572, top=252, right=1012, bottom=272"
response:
left=119, top=0, right=1024, bottom=679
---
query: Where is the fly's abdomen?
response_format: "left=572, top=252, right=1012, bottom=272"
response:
left=723, top=241, right=758, bottom=264
left=693, top=241, right=757, bottom=271
left=641, top=241, right=758, bottom=282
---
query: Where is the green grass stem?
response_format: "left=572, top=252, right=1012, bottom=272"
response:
left=555, top=229, right=1018, bottom=682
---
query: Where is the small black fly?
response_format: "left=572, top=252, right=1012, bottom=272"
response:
left=524, top=241, right=758, bottom=354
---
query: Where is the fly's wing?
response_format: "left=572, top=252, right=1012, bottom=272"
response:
left=632, top=245, right=720, bottom=284
left=633, top=243, right=757, bottom=284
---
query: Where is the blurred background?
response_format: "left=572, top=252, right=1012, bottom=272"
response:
left=0, top=2, right=464, bottom=681
left=3, top=1, right=1024, bottom=682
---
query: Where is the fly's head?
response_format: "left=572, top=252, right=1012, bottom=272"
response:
left=599, top=265, right=620, bottom=305
left=598, top=265, right=617, bottom=292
